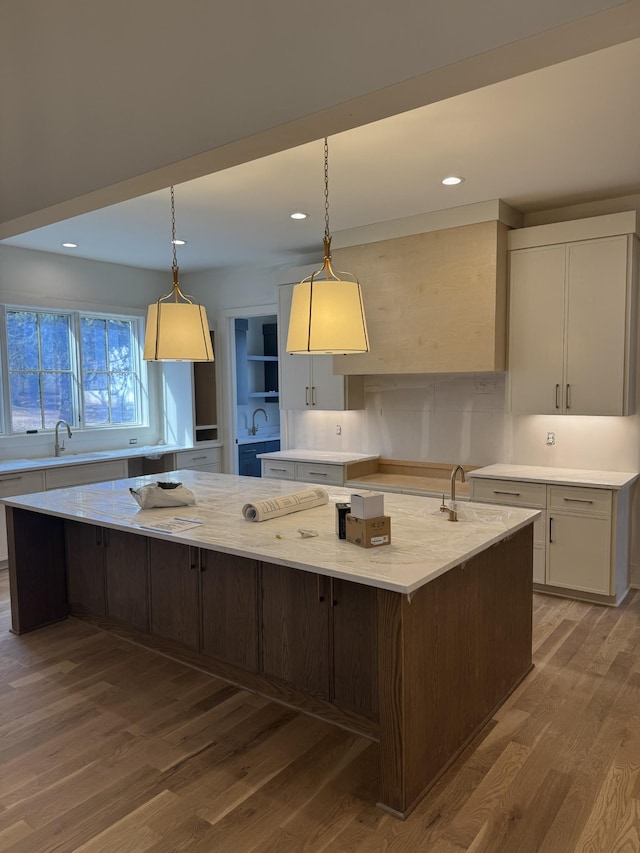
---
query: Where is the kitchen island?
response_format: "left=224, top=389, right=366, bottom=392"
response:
left=3, top=471, right=538, bottom=818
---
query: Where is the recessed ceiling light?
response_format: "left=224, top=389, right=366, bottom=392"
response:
left=442, top=176, right=465, bottom=186
left=171, top=238, right=187, bottom=246
left=290, top=212, right=308, bottom=220
left=61, top=242, right=78, bottom=248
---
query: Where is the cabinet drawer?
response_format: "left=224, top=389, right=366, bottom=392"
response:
left=0, top=470, right=45, bottom=498
left=46, top=460, right=128, bottom=490
left=548, top=486, right=611, bottom=515
left=261, top=460, right=295, bottom=480
left=175, top=447, right=221, bottom=469
left=295, top=462, right=343, bottom=486
left=471, top=478, right=546, bottom=508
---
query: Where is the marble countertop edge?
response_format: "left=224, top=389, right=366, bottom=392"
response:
left=1, top=470, right=540, bottom=596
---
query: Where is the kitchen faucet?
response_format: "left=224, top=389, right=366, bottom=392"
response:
left=250, top=408, right=268, bottom=436
left=441, top=464, right=466, bottom=522
left=54, top=419, right=72, bottom=457
left=450, top=464, right=466, bottom=503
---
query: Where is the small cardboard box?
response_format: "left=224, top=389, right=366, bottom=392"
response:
left=345, top=514, right=391, bottom=548
left=350, top=490, right=385, bottom=520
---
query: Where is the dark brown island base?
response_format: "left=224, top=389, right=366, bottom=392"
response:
left=4, top=472, right=536, bottom=819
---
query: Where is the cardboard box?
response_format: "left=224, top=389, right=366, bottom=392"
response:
left=345, top=514, right=391, bottom=548
left=350, top=490, right=385, bottom=519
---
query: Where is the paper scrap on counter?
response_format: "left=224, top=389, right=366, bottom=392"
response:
left=242, top=488, right=328, bottom=522
left=135, top=517, right=204, bottom=535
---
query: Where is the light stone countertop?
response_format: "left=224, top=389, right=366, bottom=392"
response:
left=2, top=470, right=539, bottom=595
left=468, top=463, right=638, bottom=490
left=256, top=449, right=379, bottom=465
left=0, top=444, right=188, bottom=476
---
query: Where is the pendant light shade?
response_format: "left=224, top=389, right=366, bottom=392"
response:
left=286, top=246, right=369, bottom=354
left=143, top=187, right=214, bottom=362
left=286, top=138, right=369, bottom=355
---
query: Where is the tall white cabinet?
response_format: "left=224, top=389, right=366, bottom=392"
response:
left=277, top=283, right=364, bottom=411
left=508, top=212, right=638, bottom=416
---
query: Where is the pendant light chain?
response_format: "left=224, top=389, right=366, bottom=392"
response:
left=324, top=137, right=330, bottom=243
left=170, top=185, right=178, bottom=270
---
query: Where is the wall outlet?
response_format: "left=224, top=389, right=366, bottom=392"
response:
left=546, top=431, right=555, bottom=446
left=336, top=424, right=342, bottom=435
left=129, top=438, right=138, bottom=445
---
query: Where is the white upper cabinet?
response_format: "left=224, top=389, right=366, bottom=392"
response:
left=277, top=283, right=364, bottom=411
left=508, top=213, right=638, bottom=416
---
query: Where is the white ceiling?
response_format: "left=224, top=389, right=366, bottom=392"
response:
left=3, top=38, right=640, bottom=273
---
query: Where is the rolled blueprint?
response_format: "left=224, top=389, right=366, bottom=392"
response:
left=242, top=487, right=329, bottom=522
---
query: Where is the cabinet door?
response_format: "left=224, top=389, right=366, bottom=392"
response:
left=149, top=538, right=200, bottom=650
left=201, top=551, right=258, bottom=671
left=331, top=579, right=378, bottom=718
left=508, top=245, right=566, bottom=414
left=309, top=355, right=349, bottom=411
left=565, top=236, right=630, bottom=415
left=65, top=521, right=106, bottom=616
left=105, top=528, right=149, bottom=631
left=547, top=513, right=612, bottom=595
left=0, top=471, right=46, bottom=564
left=261, top=562, right=330, bottom=699
left=278, top=284, right=312, bottom=409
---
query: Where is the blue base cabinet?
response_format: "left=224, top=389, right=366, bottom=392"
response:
left=238, top=440, right=280, bottom=477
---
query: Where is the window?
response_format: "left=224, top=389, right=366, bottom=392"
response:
left=3, top=308, right=145, bottom=434
left=80, top=316, right=140, bottom=426
left=7, top=310, right=75, bottom=431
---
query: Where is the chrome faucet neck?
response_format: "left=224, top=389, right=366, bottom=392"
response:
left=54, top=420, right=73, bottom=457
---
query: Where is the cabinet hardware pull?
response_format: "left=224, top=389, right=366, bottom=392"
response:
left=566, top=383, right=571, bottom=409
left=308, top=471, right=327, bottom=477
left=555, top=384, right=560, bottom=409
left=0, top=475, right=22, bottom=482
left=192, top=455, right=207, bottom=461
left=563, top=497, right=594, bottom=504
left=549, top=516, right=553, bottom=543
left=493, top=490, right=520, bottom=496
left=311, top=386, right=316, bottom=406
left=305, top=386, right=310, bottom=406
left=270, top=467, right=288, bottom=472
left=95, top=528, right=102, bottom=546
left=103, top=528, right=109, bottom=547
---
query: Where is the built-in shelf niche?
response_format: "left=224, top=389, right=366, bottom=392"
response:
left=235, top=319, right=279, bottom=404
left=193, top=330, right=218, bottom=443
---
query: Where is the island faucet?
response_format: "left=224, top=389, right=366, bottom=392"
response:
left=450, top=464, right=466, bottom=504
left=250, top=408, right=268, bottom=436
left=54, top=419, right=72, bottom=457
left=440, top=465, right=467, bottom=522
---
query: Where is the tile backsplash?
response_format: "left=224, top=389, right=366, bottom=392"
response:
left=286, top=372, right=640, bottom=474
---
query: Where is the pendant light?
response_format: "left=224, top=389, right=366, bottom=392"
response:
left=143, top=186, right=214, bottom=362
left=286, top=138, right=369, bottom=354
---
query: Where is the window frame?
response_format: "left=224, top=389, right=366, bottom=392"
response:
left=0, top=304, right=149, bottom=436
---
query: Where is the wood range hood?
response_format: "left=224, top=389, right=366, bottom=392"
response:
left=332, top=217, right=508, bottom=376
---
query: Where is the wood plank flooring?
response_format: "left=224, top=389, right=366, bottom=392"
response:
left=0, top=570, right=639, bottom=851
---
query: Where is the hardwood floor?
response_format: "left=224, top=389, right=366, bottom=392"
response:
left=0, top=570, right=638, bottom=852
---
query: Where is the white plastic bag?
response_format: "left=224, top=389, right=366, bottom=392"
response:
left=129, top=481, right=196, bottom=509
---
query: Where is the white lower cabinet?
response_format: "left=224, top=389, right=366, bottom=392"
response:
left=470, top=477, right=629, bottom=604
left=45, top=459, right=128, bottom=490
left=547, top=486, right=612, bottom=596
left=174, top=447, right=222, bottom=473
left=0, top=470, right=46, bottom=564
left=262, top=459, right=347, bottom=486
